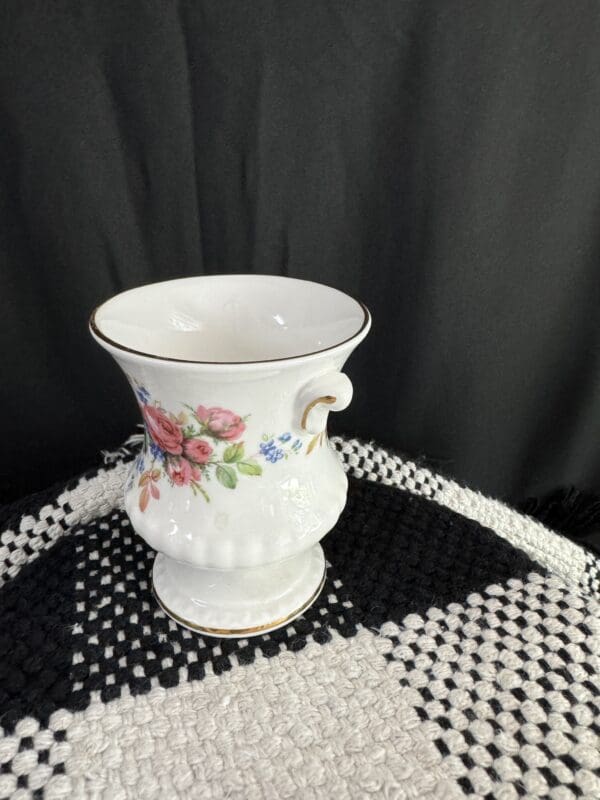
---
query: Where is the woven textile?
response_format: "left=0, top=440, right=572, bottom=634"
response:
left=0, top=437, right=598, bottom=800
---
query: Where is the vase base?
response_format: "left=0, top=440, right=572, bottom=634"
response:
left=152, top=545, right=326, bottom=638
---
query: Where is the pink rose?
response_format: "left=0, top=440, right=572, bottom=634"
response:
left=166, top=457, right=200, bottom=487
left=196, top=406, right=246, bottom=441
left=183, top=438, right=213, bottom=464
left=143, top=405, right=183, bottom=455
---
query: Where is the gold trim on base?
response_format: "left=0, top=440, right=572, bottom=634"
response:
left=152, top=569, right=327, bottom=637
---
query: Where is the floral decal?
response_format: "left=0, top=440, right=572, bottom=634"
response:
left=128, top=380, right=306, bottom=512
left=196, top=405, right=246, bottom=441
left=138, top=468, right=161, bottom=512
left=259, top=432, right=303, bottom=463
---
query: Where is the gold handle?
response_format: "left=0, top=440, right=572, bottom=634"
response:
left=300, top=395, right=337, bottom=431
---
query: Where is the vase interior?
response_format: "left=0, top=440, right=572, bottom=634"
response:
left=92, top=275, right=367, bottom=364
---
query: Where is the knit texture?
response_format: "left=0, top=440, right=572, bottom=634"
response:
left=0, top=436, right=598, bottom=799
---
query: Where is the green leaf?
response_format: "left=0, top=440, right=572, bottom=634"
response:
left=216, top=464, right=237, bottom=489
left=223, top=442, right=245, bottom=463
left=237, top=459, right=263, bottom=476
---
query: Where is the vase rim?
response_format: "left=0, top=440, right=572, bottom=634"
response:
left=90, top=274, right=371, bottom=369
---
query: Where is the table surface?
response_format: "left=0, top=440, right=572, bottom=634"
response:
left=0, top=436, right=598, bottom=799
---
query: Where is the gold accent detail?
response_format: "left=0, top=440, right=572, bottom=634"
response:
left=306, top=434, right=320, bottom=455
left=152, top=570, right=326, bottom=637
left=301, top=395, right=336, bottom=431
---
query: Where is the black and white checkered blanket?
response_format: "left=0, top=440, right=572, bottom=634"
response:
left=1, top=437, right=598, bottom=799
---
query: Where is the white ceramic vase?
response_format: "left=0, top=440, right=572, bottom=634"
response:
left=90, top=275, right=370, bottom=637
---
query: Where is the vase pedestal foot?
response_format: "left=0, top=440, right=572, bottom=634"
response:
left=152, top=545, right=326, bottom=638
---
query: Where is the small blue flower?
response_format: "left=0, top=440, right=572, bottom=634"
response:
left=136, top=386, right=151, bottom=404
left=135, top=455, right=145, bottom=474
left=149, top=442, right=165, bottom=462
left=260, top=435, right=297, bottom=462
left=260, top=440, right=276, bottom=456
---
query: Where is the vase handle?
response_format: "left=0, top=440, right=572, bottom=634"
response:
left=296, top=372, right=353, bottom=436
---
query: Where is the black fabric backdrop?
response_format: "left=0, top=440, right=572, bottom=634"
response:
left=2, top=1, right=600, bottom=504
